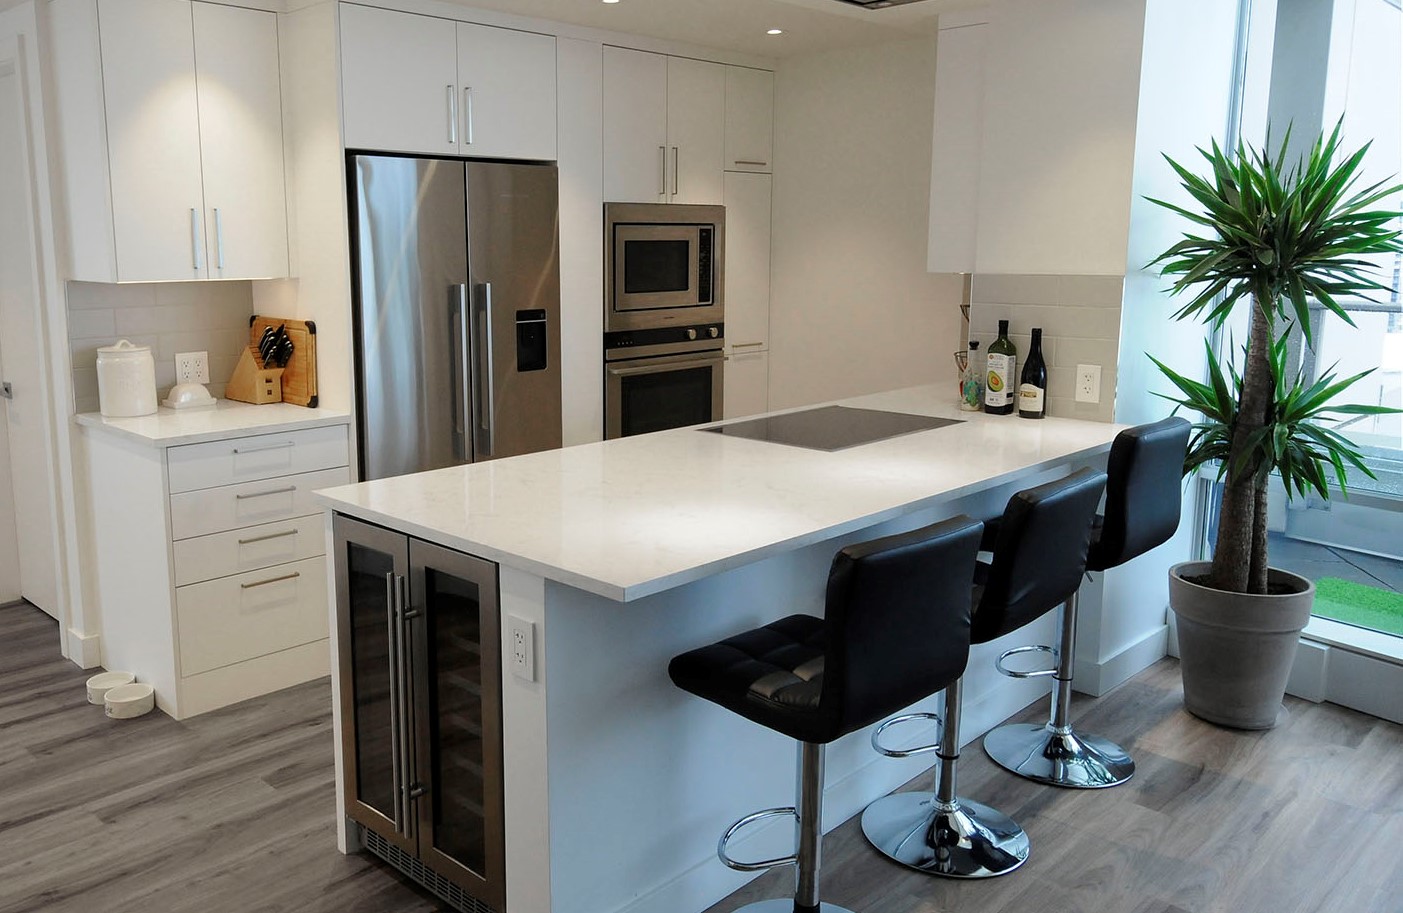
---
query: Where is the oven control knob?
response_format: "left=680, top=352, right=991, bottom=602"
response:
left=708, top=327, right=719, bottom=338
left=686, top=328, right=698, bottom=340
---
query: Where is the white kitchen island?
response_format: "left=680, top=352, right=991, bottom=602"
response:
left=315, top=385, right=1124, bottom=913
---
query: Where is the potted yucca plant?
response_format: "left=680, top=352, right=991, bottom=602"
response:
left=1147, top=123, right=1402, bottom=729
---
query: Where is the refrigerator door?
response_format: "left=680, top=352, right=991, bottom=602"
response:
left=353, top=155, right=471, bottom=481
left=464, top=162, right=563, bottom=461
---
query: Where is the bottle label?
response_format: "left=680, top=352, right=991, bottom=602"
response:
left=985, top=354, right=1015, bottom=408
left=1019, top=383, right=1045, bottom=414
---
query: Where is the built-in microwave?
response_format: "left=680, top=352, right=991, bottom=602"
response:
left=604, top=202, right=725, bottom=332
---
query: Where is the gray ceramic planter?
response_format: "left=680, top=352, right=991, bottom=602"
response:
left=1169, top=561, right=1315, bottom=730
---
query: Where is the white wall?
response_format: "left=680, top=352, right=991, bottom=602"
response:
left=0, top=307, right=18, bottom=604
left=973, top=0, right=1147, bottom=276
left=768, top=37, right=965, bottom=411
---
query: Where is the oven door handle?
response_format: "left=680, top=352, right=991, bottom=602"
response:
left=605, top=353, right=723, bottom=377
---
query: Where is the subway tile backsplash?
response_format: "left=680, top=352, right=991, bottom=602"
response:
left=67, top=281, right=255, bottom=414
left=968, top=273, right=1124, bottom=423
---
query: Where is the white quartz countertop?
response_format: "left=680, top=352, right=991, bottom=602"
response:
left=315, top=386, right=1123, bottom=601
left=76, top=400, right=351, bottom=447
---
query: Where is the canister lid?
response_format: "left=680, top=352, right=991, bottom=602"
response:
left=96, top=339, right=151, bottom=357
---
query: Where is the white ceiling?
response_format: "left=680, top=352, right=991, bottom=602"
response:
left=440, top=0, right=975, bottom=58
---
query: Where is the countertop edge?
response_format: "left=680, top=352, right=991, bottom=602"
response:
left=76, top=405, right=353, bottom=448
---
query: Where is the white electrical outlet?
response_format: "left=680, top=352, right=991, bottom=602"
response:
left=175, top=351, right=210, bottom=385
left=1075, top=364, right=1102, bottom=404
left=507, top=615, right=536, bottom=682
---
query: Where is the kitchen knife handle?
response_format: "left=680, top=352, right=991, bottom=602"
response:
left=476, top=282, right=496, bottom=458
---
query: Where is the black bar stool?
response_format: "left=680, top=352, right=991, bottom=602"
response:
left=861, top=468, right=1106, bottom=877
left=668, top=516, right=984, bottom=913
left=983, top=417, right=1191, bottom=789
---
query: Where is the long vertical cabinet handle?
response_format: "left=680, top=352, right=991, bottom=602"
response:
left=475, top=283, right=497, bottom=458
left=447, top=85, right=458, bottom=145
left=658, top=146, right=667, bottom=200
left=213, top=208, right=225, bottom=271
left=463, top=87, right=475, bottom=146
left=672, top=146, right=680, bottom=198
left=453, top=285, right=471, bottom=461
left=384, top=571, right=404, bottom=837
left=190, top=208, right=203, bottom=271
left=398, top=574, right=417, bottom=841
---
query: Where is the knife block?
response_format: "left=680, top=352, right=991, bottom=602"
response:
left=225, top=346, right=284, bottom=405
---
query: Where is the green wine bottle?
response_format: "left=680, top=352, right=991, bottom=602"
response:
left=984, top=319, right=1017, bottom=415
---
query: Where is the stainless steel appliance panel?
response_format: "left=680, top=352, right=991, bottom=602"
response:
left=353, top=155, right=470, bottom=481
left=465, top=162, right=563, bottom=461
left=605, top=349, right=724, bottom=439
left=604, top=202, right=725, bottom=333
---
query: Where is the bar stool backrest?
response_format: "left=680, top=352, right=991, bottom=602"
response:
left=972, top=468, right=1107, bottom=645
left=819, top=515, right=984, bottom=740
left=1088, top=416, right=1192, bottom=572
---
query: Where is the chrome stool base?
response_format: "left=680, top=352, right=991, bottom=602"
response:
left=860, top=791, right=1030, bottom=879
left=733, top=902, right=857, bottom=913
left=983, top=722, right=1134, bottom=789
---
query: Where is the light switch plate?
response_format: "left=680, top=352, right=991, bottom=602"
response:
left=1075, top=364, right=1102, bottom=404
left=175, top=351, right=210, bottom=385
left=507, top=615, right=536, bottom=682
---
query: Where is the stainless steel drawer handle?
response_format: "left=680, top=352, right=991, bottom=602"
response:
left=240, top=571, right=300, bottom=590
left=732, top=342, right=765, bottom=350
left=237, top=528, right=299, bottom=546
left=235, top=486, right=296, bottom=501
left=734, top=160, right=768, bottom=167
left=232, top=441, right=294, bottom=455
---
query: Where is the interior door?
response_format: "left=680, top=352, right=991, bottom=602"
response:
left=332, top=515, right=415, bottom=855
left=409, top=538, right=504, bottom=912
left=0, top=57, right=58, bottom=617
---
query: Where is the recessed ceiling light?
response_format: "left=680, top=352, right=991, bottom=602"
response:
left=767, top=28, right=783, bottom=35
left=602, top=0, right=619, bottom=4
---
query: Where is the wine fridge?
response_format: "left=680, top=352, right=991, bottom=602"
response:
left=333, top=514, right=505, bottom=913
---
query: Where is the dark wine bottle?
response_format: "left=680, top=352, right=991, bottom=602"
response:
left=1018, top=327, right=1047, bottom=419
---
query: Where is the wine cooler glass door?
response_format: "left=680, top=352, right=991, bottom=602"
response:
left=410, top=539, right=505, bottom=911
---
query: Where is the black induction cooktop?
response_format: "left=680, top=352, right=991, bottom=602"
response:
left=703, top=405, right=963, bottom=451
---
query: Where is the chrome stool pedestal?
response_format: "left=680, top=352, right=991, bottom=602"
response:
left=860, top=679, right=1030, bottom=878
left=982, top=591, right=1134, bottom=789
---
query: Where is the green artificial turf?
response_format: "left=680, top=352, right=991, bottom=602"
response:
left=1312, top=576, right=1403, bottom=638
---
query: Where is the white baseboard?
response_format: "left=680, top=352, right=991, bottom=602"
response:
left=66, top=627, right=101, bottom=669
left=1073, top=624, right=1168, bottom=697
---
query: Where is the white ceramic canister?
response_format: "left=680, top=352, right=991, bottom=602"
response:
left=96, top=339, right=158, bottom=417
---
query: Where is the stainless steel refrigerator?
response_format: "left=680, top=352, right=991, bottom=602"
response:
left=350, top=155, right=563, bottom=481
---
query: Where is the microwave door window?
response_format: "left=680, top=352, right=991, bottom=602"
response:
left=624, top=240, right=691, bottom=294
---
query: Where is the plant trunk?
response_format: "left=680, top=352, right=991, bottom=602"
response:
left=1208, top=292, right=1274, bottom=594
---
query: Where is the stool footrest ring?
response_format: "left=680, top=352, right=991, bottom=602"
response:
left=995, top=644, right=1059, bottom=679
left=717, top=807, right=799, bottom=872
left=871, top=712, right=942, bottom=758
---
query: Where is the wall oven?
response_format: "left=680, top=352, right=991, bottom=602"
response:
left=605, top=324, right=724, bottom=439
left=604, top=202, right=725, bottom=332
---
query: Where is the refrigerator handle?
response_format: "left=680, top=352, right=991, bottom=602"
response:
left=474, top=282, right=497, bottom=458
left=453, top=285, right=471, bottom=461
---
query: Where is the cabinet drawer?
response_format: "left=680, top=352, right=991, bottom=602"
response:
left=176, top=556, right=329, bottom=676
left=169, top=466, right=350, bottom=540
left=167, top=425, right=349, bottom=493
left=173, top=515, right=325, bottom=587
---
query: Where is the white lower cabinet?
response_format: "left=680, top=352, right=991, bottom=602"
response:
left=82, top=420, right=351, bottom=719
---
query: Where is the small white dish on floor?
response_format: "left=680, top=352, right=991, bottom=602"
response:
left=104, top=683, right=155, bottom=719
left=162, top=382, right=216, bottom=410
left=86, top=671, right=135, bottom=705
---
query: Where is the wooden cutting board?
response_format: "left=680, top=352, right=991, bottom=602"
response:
left=249, top=315, right=318, bottom=407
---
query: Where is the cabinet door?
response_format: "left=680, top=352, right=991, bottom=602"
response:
left=602, top=46, right=668, bottom=203
left=333, top=516, right=414, bottom=855
left=457, top=23, right=556, bottom=161
left=724, top=66, right=773, bottom=173
left=340, top=4, right=458, bottom=156
left=97, top=0, right=207, bottom=281
left=722, top=171, right=771, bottom=351
left=666, top=57, right=725, bottom=205
left=192, top=3, right=289, bottom=279
left=724, top=349, right=769, bottom=419
left=410, top=539, right=505, bottom=912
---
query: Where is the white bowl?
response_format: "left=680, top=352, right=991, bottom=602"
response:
left=86, top=671, right=135, bottom=705
left=104, top=683, right=155, bottom=719
left=162, top=382, right=216, bottom=410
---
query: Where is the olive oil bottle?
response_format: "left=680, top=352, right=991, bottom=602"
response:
left=984, top=320, right=1017, bottom=415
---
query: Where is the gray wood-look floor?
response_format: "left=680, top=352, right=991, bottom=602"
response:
left=3, top=599, right=1400, bottom=913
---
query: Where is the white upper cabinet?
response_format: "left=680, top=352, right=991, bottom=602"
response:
left=192, top=3, right=289, bottom=279
left=602, top=47, right=669, bottom=203
left=602, top=48, right=730, bottom=205
left=340, top=5, right=557, bottom=160
left=340, top=5, right=459, bottom=156
left=457, top=23, right=557, bottom=161
left=722, top=171, right=771, bottom=352
left=724, top=67, right=773, bottom=173
left=665, top=57, right=725, bottom=205
left=49, top=0, right=289, bottom=282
